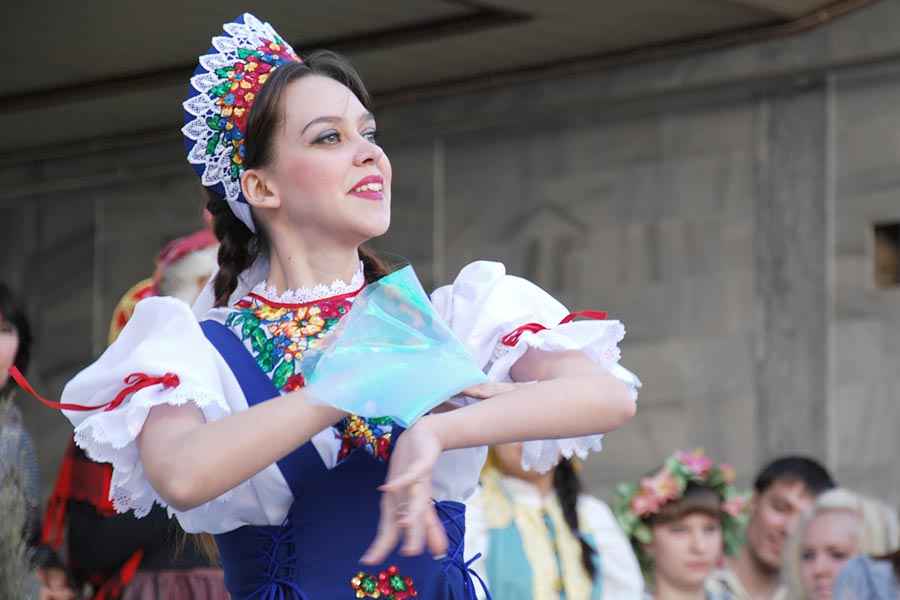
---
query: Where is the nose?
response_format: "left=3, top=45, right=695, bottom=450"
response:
left=353, top=135, right=382, bottom=166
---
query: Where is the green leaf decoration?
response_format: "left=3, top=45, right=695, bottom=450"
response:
left=237, top=48, right=257, bottom=59
left=272, top=359, right=293, bottom=390
left=210, top=82, right=230, bottom=97
left=225, top=312, right=242, bottom=328
left=206, top=132, right=221, bottom=156
left=251, top=328, right=267, bottom=354
left=634, top=523, right=652, bottom=544
left=206, top=116, right=225, bottom=131
left=242, top=316, right=259, bottom=339
left=230, top=163, right=240, bottom=180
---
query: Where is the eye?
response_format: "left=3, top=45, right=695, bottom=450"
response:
left=801, top=549, right=816, bottom=562
left=363, top=129, right=379, bottom=144
left=830, top=550, right=849, bottom=560
left=314, top=131, right=341, bottom=145
left=0, top=322, right=15, bottom=335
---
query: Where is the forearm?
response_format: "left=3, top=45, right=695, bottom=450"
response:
left=424, top=372, right=634, bottom=451
left=139, top=390, right=344, bottom=510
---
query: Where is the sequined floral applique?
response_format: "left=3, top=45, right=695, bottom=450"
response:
left=334, top=415, right=393, bottom=463
left=351, top=565, right=418, bottom=599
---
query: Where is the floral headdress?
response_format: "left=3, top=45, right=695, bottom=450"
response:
left=182, top=13, right=302, bottom=232
left=613, top=449, right=749, bottom=571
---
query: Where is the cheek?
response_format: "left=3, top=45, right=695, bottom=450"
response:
left=279, top=151, right=346, bottom=201
left=0, top=335, right=18, bottom=370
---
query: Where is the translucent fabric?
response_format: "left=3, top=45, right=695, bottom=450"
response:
left=302, top=266, right=487, bottom=426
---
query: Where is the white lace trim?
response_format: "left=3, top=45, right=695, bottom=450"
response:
left=182, top=13, right=297, bottom=207
left=251, top=261, right=365, bottom=304
left=484, top=318, right=640, bottom=473
left=72, top=385, right=233, bottom=517
left=521, top=435, right=605, bottom=474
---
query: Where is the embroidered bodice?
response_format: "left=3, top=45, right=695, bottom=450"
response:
left=223, top=264, right=394, bottom=462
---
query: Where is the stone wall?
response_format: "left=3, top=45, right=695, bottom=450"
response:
left=2, top=1, right=899, bottom=505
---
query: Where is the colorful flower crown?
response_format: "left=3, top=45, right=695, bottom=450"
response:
left=182, top=14, right=301, bottom=231
left=613, top=449, right=749, bottom=570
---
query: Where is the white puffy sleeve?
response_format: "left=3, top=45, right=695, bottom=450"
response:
left=578, top=496, right=645, bottom=599
left=61, top=297, right=291, bottom=534
left=431, top=261, right=641, bottom=473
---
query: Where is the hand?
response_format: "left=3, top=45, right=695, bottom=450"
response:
left=361, top=416, right=448, bottom=564
left=462, top=381, right=528, bottom=399
left=38, top=567, right=76, bottom=600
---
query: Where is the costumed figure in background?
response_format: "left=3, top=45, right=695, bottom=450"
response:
left=14, top=14, right=641, bottom=599
left=39, top=229, right=225, bottom=600
left=466, top=442, right=644, bottom=599
left=614, top=450, right=748, bottom=600
left=781, top=488, right=899, bottom=600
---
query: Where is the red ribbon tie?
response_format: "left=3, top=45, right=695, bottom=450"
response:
left=501, top=310, right=609, bottom=347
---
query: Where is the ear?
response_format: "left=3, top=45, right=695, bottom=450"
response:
left=241, top=168, right=281, bottom=210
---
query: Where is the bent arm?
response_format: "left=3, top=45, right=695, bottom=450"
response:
left=138, top=390, right=344, bottom=511
left=421, top=348, right=635, bottom=450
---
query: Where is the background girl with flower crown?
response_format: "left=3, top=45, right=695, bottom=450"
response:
left=38, top=13, right=642, bottom=600
left=614, top=449, right=749, bottom=600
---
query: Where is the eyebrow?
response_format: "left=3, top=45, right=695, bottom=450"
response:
left=301, top=112, right=375, bottom=135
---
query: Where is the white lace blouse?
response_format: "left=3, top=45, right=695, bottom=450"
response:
left=61, top=261, right=640, bottom=534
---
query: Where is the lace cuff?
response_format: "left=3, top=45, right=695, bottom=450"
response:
left=72, top=384, right=231, bottom=516
left=491, top=319, right=641, bottom=473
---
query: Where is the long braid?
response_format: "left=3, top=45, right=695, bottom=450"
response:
left=553, top=458, right=597, bottom=580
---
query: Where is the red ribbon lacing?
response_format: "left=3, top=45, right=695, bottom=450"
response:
left=8, top=365, right=180, bottom=412
left=500, top=310, right=609, bottom=347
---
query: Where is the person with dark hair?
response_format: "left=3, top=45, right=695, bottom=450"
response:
left=33, top=13, right=640, bottom=599
left=0, top=283, right=72, bottom=599
left=38, top=230, right=226, bottom=600
left=709, top=456, right=836, bottom=600
left=614, top=450, right=747, bottom=600
left=466, top=442, right=643, bottom=599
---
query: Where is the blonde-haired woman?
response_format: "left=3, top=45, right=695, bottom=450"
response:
left=784, top=488, right=899, bottom=600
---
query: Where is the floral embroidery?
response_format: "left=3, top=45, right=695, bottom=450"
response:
left=226, top=295, right=353, bottom=391
left=183, top=14, right=303, bottom=204
left=351, top=565, right=418, bottom=599
left=225, top=290, right=396, bottom=461
left=334, top=415, right=393, bottom=462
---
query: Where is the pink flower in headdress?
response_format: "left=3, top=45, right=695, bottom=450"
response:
left=720, top=463, right=736, bottom=485
left=631, top=491, right=664, bottom=517
left=677, top=449, right=713, bottom=477
left=632, top=467, right=681, bottom=517
left=722, top=496, right=746, bottom=518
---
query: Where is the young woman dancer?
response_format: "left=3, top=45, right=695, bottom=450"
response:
left=42, top=14, right=640, bottom=599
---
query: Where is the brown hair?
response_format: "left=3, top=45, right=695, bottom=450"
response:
left=207, top=51, right=389, bottom=309
left=646, top=483, right=723, bottom=526
left=197, top=50, right=390, bottom=563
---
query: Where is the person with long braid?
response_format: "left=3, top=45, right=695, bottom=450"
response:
left=467, top=442, right=644, bottom=599
left=9, top=13, right=641, bottom=599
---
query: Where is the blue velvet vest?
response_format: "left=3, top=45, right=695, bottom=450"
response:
left=201, top=320, right=488, bottom=599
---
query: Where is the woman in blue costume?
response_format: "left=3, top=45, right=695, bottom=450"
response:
left=52, top=14, right=641, bottom=600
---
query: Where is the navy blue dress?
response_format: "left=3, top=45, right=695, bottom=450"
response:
left=201, top=320, right=487, bottom=599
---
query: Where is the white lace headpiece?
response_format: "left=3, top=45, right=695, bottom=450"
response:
left=182, top=13, right=302, bottom=233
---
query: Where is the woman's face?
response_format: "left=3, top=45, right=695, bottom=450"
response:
left=647, top=512, right=723, bottom=592
left=0, top=314, right=19, bottom=388
left=799, top=510, right=860, bottom=600
left=252, top=74, right=392, bottom=248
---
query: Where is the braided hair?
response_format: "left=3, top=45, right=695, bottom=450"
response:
left=553, top=458, right=597, bottom=579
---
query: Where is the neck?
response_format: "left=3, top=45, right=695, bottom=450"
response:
left=652, top=576, right=707, bottom=600
left=727, top=548, right=779, bottom=598
left=265, top=233, right=360, bottom=293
